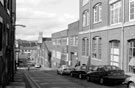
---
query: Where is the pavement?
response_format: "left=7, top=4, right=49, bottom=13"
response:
left=4, top=67, right=56, bottom=88
left=6, top=69, right=25, bottom=88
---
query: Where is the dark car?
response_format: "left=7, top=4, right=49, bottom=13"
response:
left=70, top=65, right=96, bottom=79
left=86, top=65, right=126, bottom=85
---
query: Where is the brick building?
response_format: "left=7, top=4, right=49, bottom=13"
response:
left=68, top=21, right=79, bottom=67
left=79, top=0, right=135, bottom=72
left=0, top=0, right=16, bottom=87
left=37, top=37, right=52, bottom=67
left=51, top=30, right=68, bottom=68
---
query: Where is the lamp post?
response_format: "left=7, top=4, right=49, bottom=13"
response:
left=14, top=24, right=26, bottom=70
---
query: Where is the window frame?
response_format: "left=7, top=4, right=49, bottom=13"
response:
left=92, top=37, right=102, bottom=59
left=128, top=39, right=135, bottom=72
left=82, top=37, right=89, bottom=56
left=82, top=10, right=89, bottom=27
left=110, top=40, right=120, bottom=67
left=93, top=3, right=102, bottom=23
left=110, top=0, right=122, bottom=25
left=129, top=0, right=135, bottom=21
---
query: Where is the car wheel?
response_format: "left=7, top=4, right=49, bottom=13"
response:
left=100, top=78, right=104, bottom=84
left=128, top=82, right=135, bottom=88
left=79, top=74, right=82, bottom=79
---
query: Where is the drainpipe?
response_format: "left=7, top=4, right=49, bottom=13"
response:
left=87, top=0, right=92, bottom=68
left=121, top=0, right=125, bottom=70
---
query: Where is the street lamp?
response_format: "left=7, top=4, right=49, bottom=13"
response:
left=14, top=24, right=26, bottom=70
left=14, top=24, right=26, bottom=28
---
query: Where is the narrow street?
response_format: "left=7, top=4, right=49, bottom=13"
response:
left=24, top=68, right=127, bottom=88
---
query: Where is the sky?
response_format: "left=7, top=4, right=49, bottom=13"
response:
left=16, top=0, right=79, bottom=41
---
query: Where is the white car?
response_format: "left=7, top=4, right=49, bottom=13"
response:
left=57, top=65, right=69, bottom=75
left=35, top=64, right=41, bottom=68
left=124, top=73, right=135, bottom=88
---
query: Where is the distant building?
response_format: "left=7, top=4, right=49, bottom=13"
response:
left=51, top=30, right=68, bottom=68
left=16, top=39, right=37, bottom=66
left=36, top=37, right=52, bottom=67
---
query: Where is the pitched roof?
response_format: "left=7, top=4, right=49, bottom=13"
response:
left=45, top=41, right=52, bottom=51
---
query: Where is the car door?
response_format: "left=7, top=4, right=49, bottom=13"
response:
left=96, top=67, right=106, bottom=81
left=89, top=66, right=99, bottom=81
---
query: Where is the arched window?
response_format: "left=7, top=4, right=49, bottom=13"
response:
left=110, top=40, right=120, bottom=67
left=93, top=3, right=102, bottom=23
left=82, top=10, right=89, bottom=27
left=129, top=0, right=135, bottom=21
left=82, top=38, right=85, bottom=56
left=82, top=37, right=89, bottom=56
left=92, top=37, right=102, bottom=59
left=128, top=39, right=135, bottom=72
left=110, top=0, right=122, bottom=24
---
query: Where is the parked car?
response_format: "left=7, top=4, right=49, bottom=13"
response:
left=35, top=64, right=41, bottom=68
left=86, top=65, right=126, bottom=85
left=70, top=65, right=96, bottom=79
left=124, top=73, right=135, bottom=88
left=57, top=65, right=72, bottom=75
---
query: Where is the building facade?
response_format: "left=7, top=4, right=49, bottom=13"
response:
left=68, top=21, right=79, bottom=67
left=79, top=0, right=135, bottom=72
left=36, top=38, right=52, bottom=67
left=0, top=0, right=16, bottom=87
left=16, top=39, right=37, bottom=66
left=51, top=30, right=68, bottom=68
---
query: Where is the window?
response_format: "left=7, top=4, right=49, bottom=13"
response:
left=82, top=0, right=89, bottom=6
left=0, top=23, right=2, bottom=51
left=75, top=36, right=78, bottom=46
left=82, top=10, right=89, bottom=27
left=61, top=38, right=67, bottom=45
left=52, top=39, right=56, bottom=45
left=110, top=40, right=120, bottom=67
left=92, top=37, right=102, bottom=59
left=70, top=36, right=78, bottom=46
left=82, top=38, right=85, bottom=56
left=110, top=1, right=122, bottom=24
left=129, top=0, right=135, bottom=21
left=94, top=3, right=102, bottom=23
left=56, top=51, right=61, bottom=59
left=82, top=38, right=89, bottom=56
left=70, top=37, right=73, bottom=45
left=128, top=40, right=135, bottom=72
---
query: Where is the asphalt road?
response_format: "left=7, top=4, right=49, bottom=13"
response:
left=26, top=69, right=127, bottom=88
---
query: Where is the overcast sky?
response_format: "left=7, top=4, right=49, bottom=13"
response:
left=16, top=0, right=79, bottom=41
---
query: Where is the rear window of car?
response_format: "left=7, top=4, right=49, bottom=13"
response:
left=104, top=65, right=121, bottom=71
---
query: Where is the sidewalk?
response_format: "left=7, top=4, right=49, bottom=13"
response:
left=6, top=69, right=25, bottom=88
